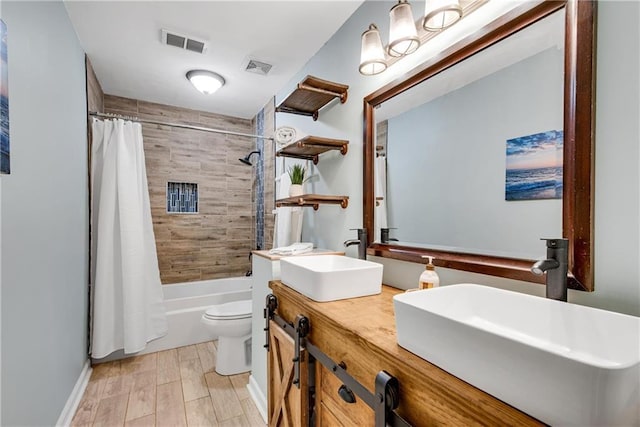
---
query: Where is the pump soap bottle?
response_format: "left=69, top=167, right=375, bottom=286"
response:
left=419, top=256, right=440, bottom=289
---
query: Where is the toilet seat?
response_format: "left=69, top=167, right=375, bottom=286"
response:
left=203, top=300, right=251, bottom=320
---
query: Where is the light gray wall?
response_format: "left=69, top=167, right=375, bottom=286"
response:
left=0, top=180, right=2, bottom=423
left=274, top=0, right=533, bottom=251
left=1, top=1, right=89, bottom=425
left=276, top=1, right=640, bottom=316
left=386, top=47, right=563, bottom=259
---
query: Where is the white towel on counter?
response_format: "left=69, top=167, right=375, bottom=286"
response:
left=269, top=242, right=314, bottom=256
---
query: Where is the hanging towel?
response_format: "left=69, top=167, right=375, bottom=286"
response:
left=274, top=172, right=304, bottom=247
left=90, top=119, right=168, bottom=359
left=290, top=206, right=304, bottom=244
left=275, top=172, right=293, bottom=248
left=374, top=155, right=388, bottom=242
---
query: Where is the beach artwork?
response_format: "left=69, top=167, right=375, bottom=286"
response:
left=1, top=20, right=9, bottom=174
left=505, top=130, right=563, bottom=201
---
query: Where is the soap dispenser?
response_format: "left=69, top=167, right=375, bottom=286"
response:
left=419, top=256, right=440, bottom=289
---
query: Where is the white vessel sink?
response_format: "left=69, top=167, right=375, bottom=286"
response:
left=393, top=284, right=640, bottom=426
left=280, top=255, right=382, bottom=302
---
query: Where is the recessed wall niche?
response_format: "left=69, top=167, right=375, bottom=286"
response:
left=167, top=181, right=198, bottom=214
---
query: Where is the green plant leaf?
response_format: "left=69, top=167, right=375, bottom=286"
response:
left=287, top=164, right=306, bottom=185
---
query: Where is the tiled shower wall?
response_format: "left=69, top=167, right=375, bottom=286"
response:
left=104, top=95, right=255, bottom=284
left=86, top=57, right=104, bottom=113
left=253, top=98, right=276, bottom=251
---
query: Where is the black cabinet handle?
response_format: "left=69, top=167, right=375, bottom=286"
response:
left=338, top=384, right=356, bottom=404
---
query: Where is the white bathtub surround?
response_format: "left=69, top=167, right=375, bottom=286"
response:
left=249, top=250, right=346, bottom=418
left=128, top=277, right=252, bottom=357
left=90, top=119, right=168, bottom=359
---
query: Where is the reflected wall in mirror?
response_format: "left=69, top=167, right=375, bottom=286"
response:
left=363, top=1, right=595, bottom=291
left=378, top=9, right=564, bottom=260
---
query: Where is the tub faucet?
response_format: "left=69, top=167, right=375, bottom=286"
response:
left=245, top=251, right=253, bottom=277
left=531, top=238, right=569, bottom=302
left=344, top=228, right=367, bottom=260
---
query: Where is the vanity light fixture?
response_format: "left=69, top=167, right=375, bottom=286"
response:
left=423, top=0, right=463, bottom=31
left=186, top=70, right=225, bottom=95
left=358, top=0, right=469, bottom=76
left=359, top=24, right=388, bottom=75
left=388, top=0, right=421, bottom=57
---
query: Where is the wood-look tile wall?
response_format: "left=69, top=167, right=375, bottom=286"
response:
left=86, top=57, right=104, bottom=113
left=104, top=95, right=255, bottom=284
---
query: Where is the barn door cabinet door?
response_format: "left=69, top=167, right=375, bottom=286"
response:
left=268, top=320, right=309, bottom=427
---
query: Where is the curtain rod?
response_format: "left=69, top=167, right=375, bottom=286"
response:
left=89, top=111, right=274, bottom=141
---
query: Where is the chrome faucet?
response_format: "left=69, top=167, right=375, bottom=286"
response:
left=344, top=228, right=367, bottom=260
left=531, top=238, right=569, bottom=302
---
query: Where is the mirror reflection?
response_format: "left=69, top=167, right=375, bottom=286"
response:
left=374, top=9, right=565, bottom=260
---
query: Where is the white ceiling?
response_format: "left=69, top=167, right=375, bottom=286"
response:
left=64, top=1, right=364, bottom=119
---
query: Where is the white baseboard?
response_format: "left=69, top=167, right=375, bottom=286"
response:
left=247, top=374, right=268, bottom=423
left=56, top=360, right=92, bottom=427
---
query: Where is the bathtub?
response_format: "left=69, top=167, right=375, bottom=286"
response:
left=140, top=277, right=252, bottom=355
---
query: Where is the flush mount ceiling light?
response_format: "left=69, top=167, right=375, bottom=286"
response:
left=186, top=70, right=225, bottom=95
left=388, top=0, right=421, bottom=57
left=423, top=0, right=463, bottom=31
left=359, top=24, right=388, bottom=76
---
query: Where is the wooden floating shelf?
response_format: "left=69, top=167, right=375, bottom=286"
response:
left=276, top=136, right=349, bottom=164
left=275, top=194, right=349, bottom=210
left=276, top=75, right=349, bottom=121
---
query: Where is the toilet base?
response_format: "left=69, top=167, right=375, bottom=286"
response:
left=215, top=333, right=252, bottom=376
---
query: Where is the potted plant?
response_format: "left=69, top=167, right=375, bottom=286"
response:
left=288, top=164, right=307, bottom=197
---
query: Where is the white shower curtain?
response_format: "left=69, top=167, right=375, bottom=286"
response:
left=374, top=155, right=388, bottom=242
left=90, top=119, right=168, bottom=359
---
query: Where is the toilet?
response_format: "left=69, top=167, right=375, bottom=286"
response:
left=200, top=299, right=252, bottom=375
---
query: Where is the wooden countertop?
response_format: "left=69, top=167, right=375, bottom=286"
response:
left=252, top=249, right=344, bottom=261
left=269, top=281, right=542, bottom=426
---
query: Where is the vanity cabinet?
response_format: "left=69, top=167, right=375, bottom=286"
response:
left=267, top=320, right=373, bottom=427
left=253, top=250, right=345, bottom=420
left=315, top=363, right=374, bottom=425
left=268, top=281, right=542, bottom=426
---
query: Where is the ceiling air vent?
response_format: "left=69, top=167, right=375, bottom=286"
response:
left=244, top=59, right=273, bottom=76
left=161, top=29, right=207, bottom=54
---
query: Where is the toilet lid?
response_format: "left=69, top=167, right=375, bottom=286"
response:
left=204, top=300, right=252, bottom=320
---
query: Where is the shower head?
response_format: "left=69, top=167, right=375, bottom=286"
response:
left=239, top=150, right=261, bottom=166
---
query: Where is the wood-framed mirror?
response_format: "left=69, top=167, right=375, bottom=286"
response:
left=363, top=0, right=595, bottom=291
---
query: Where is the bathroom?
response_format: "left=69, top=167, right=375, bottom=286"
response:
left=1, top=0, right=639, bottom=426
